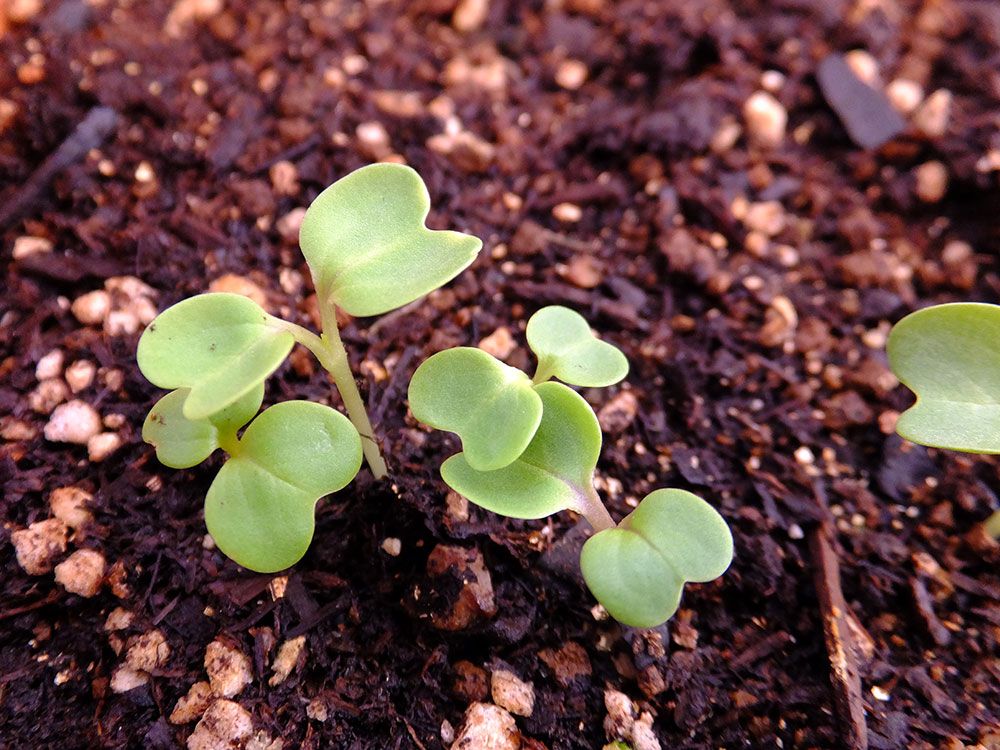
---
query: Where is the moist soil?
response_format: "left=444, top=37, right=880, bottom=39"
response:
left=1, top=1, right=999, bottom=748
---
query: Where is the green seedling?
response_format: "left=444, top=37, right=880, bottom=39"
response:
left=137, top=164, right=481, bottom=571
left=888, top=301, right=1000, bottom=536
left=887, top=302, right=1000, bottom=453
left=409, top=306, right=732, bottom=627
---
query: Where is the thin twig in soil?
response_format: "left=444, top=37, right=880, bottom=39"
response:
left=0, top=106, right=118, bottom=230
left=809, top=522, right=869, bottom=750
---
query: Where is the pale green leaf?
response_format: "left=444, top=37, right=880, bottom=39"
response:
left=526, top=305, right=628, bottom=387
left=299, top=163, right=482, bottom=317
left=887, top=302, right=1000, bottom=453
left=137, top=293, right=294, bottom=421
left=580, top=489, right=732, bottom=628
left=142, top=384, right=264, bottom=468
left=408, top=347, right=542, bottom=471
left=440, top=382, right=601, bottom=519
left=204, top=401, right=362, bottom=572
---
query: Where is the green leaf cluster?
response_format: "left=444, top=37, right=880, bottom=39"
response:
left=137, top=164, right=482, bottom=572
left=409, top=306, right=732, bottom=627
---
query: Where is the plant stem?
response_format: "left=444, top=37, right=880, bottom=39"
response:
left=580, top=483, right=615, bottom=532
left=276, top=306, right=388, bottom=480
left=531, top=358, right=555, bottom=385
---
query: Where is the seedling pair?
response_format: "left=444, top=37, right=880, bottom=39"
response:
left=138, top=164, right=481, bottom=571
left=409, top=307, right=733, bottom=627
left=137, top=163, right=733, bottom=628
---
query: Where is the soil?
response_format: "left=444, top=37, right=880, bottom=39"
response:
left=1, top=1, right=999, bottom=749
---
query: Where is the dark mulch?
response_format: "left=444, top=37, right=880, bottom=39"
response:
left=1, top=1, right=998, bottom=748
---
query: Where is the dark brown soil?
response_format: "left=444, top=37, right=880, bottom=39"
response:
left=2, top=1, right=999, bottom=748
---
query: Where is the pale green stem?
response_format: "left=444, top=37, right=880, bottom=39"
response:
left=580, top=483, right=615, bottom=532
left=216, top=428, right=242, bottom=457
left=274, top=304, right=388, bottom=480
left=531, top=358, right=556, bottom=385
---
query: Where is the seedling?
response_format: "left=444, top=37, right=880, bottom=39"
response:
left=138, top=164, right=482, bottom=571
left=887, top=302, right=1000, bottom=453
left=888, top=302, right=1000, bottom=535
left=409, top=306, right=733, bottom=627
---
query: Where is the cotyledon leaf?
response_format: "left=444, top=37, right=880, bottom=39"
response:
left=137, top=293, right=294, bottom=421
left=580, top=489, right=733, bottom=628
left=299, top=163, right=482, bottom=317
left=887, top=302, right=1000, bottom=453
left=142, top=383, right=264, bottom=468
left=204, top=401, right=362, bottom=573
left=408, top=347, right=543, bottom=471
left=440, top=381, right=601, bottom=519
left=526, top=305, right=628, bottom=387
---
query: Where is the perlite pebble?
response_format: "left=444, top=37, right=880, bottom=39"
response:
left=45, top=400, right=102, bottom=444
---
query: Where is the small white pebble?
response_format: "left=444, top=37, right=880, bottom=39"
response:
left=104, top=607, right=135, bottom=632
left=64, top=360, right=97, bottom=392
left=35, top=349, right=64, bottom=380
left=269, top=636, right=306, bottom=686
left=381, top=537, right=402, bottom=556
left=844, top=49, right=879, bottom=87
left=491, top=668, right=535, bottom=717
left=555, top=59, right=588, bottom=90
left=54, top=548, right=106, bottom=597
left=477, top=327, right=516, bottom=360
left=12, top=236, right=53, bottom=259
left=886, top=79, right=923, bottom=115
left=71, top=290, right=112, bottom=326
left=743, top=91, right=787, bottom=149
left=29, top=378, right=69, bottom=414
left=205, top=639, right=253, bottom=698
left=552, top=202, right=582, bottom=223
left=188, top=700, right=253, bottom=750
left=914, top=160, right=948, bottom=203
left=170, top=681, right=214, bottom=725
left=44, top=399, right=100, bottom=446
left=450, top=703, right=519, bottom=750
left=134, top=161, right=156, bottom=183
left=760, top=70, right=785, bottom=92
left=788, top=523, right=805, bottom=540
left=110, top=665, right=149, bottom=693
left=88, top=432, right=122, bottom=462
left=11, top=518, right=68, bottom=575
left=794, top=446, right=815, bottom=465
left=913, top=89, right=952, bottom=138
left=50, top=486, right=93, bottom=528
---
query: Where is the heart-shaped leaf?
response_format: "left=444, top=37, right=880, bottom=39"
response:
left=142, top=384, right=264, bottom=468
left=299, top=163, right=482, bottom=317
left=137, top=293, right=294, bottom=421
left=526, top=306, right=628, bottom=387
left=409, top=347, right=543, bottom=471
left=440, top=381, right=601, bottom=519
left=204, top=401, right=362, bottom=572
left=580, top=489, right=732, bottom=628
left=887, top=302, right=1000, bottom=453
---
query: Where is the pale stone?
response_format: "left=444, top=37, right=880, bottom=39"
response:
left=886, top=79, right=923, bottom=115
left=104, top=607, right=135, bottom=632
left=477, top=327, right=515, bottom=360
left=65, top=360, right=96, bottom=392
left=555, top=59, right=588, bottom=90
left=913, top=89, right=952, bottom=138
left=268, top=636, right=306, bottom=686
left=125, top=629, right=171, bottom=671
left=453, top=0, right=488, bottom=32
left=44, top=400, right=101, bottom=444
left=276, top=208, right=307, bottom=242
left=50, top=486, right=93, bottom=528
left=208, top=274, right=268, bottom=310
left=54, top=549, right=106, bottom=597
left=490, top=668, right=535, bottom=717
left=552, top=202, right=582, bottom=222
left=170, top=681, right=214, bottom=724
left=88, top=432, right=122, bottom=462
left=12, top=236, right=53, bottom=260
left=29, top=378, right=69, bottom=414
left=914, top=160, right=948, bottom=203
left=205, top=639, right=253, bottom=698
left=381, top=537, right=402, bottom=556
left=743, top=91, right=787, bottom=148
left=11, top=518, right=68, bottom=574
left=269, top=160, right=299, bottom=196
left=35, top=349, right=64, bottom=380
left=450, top=703, right=520, bottom=750
left=71, top=290, right=112, bottom=326
left=187, top=700, right=253, bottom=750
left=110, top=665, right=149, bottom=693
